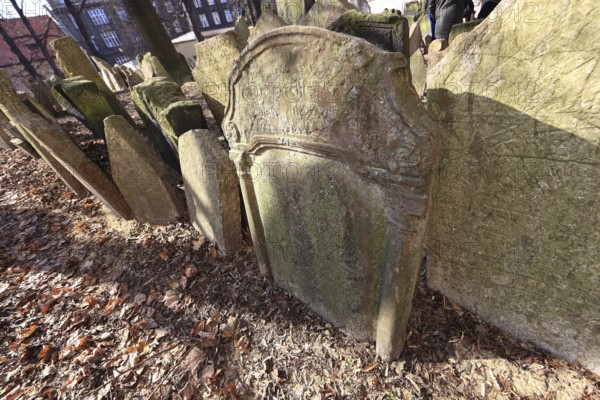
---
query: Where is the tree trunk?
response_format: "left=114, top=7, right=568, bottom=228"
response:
left=123, top=0, right=192, bottom=83
left=63, top=0, right=102, bottom=58
left=180, top=0, right=204, bottom=42
left=9, top=0, right=64, bottom=77
left=245, top=0, right=259, bottom=25
left=0, top=21, right=39, bottom=78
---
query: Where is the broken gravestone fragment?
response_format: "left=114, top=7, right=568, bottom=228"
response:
left=105, top=115, right=184, bottom=225
left=53, top=77, right=128, bottom=139
left=223, top=26, right=438, bottom=360
left=131, top=77, right=207, bottom=172
left=329, top=10, right=409, bottom=58
left=192, top=25, right=248, bottom=127
left=301, top=0, right=357, bottom=28
left=426, top=0, right=600, bottom=374
left=138, top=53, right=173, bottom=81
left=115, top=64, right=144, bottom=88
left=276, top=0, right=304, bottom=24
left=92, top=56, right=128, bottom=92
left=179, top=129, right=242, bottom=256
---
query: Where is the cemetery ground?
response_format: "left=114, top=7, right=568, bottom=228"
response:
left=0, top=90, right=598, bottom=400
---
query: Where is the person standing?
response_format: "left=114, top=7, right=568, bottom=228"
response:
left=428, top=0, right=467, bottom=40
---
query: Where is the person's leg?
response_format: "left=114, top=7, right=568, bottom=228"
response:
left=428, top=11, right=436, bottom=40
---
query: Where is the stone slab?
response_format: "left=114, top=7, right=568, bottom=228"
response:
left=301, top=0, right=357, bottom=28
left=223, top=26, right=438, bottom=360
left=105, top=115, right=183, bottom=225
left=448, top=19, right=483, bottom=44
left=426, top=0, right=600, bottom=374
left=179, top=129, right=242, bottom=256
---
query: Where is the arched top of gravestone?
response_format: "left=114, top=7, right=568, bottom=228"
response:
left=223, top=26, right=438, bottom=185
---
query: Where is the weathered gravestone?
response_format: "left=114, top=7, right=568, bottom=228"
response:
left=0, top=123, right=15, bottom=150
left=105, top=115, right=184, bottom=225
left=276, top=0, right=305, bottom=24
left=92, top=56, right=128, bottom=92
left=410, top=49, right=427, bottom=98
left=179, top=130, right=242, bottom=256
left=249, top=9, right=288, bottom=41
left=131, top=77, right=207, bottom=172
left=51, top=37, right=112, bottom=94
left=448, top=19, right=483, bottom=44
left=0, top=74, right=88, bottom=197
left=223, top=26, right=438, bottom=360
left=138, top=53, right=173, bottom=81
left=408, top=21, right=422, bottom=56
left=329, top=10, right=409, bottom=58
left=301, top=0, right=357, bottom=29
left=426, top=0, right=600, bottom=374
left=115, top=64, right=144, bottom=89
left=53, top=77, right=129, bottom=139
left=192, top=25, right=248, bottom=126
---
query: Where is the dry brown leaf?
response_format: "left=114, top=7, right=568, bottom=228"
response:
left=362, top=362, right=378, bottom=373
left=184, top=264, right=198, bottom=278
left=20, top=324, right=39, bottom=340
left=38, top=344, right=53, bottom=361
left=104, top=297, right=124, bottom=315
left=185, top=347, right=204, bottom=373
left=192, top=236, right=206, bottom=251
left=159, top=251, right=169, bottom=261
left=73, top=222, right=87, bottom=233
left=235, top=336, right=250, bottom=353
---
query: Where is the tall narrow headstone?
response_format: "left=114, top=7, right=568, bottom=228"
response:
left=179, top=130, right=242, bottom=256
left=427, top=0, right=600, bottom=374
left=223, top=26, right=438, bottom=360
left=105, top=116, right=184, bottom=225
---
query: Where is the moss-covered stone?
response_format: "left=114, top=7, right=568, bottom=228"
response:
left=329, top=10, right=409, bottom=58
left=223, top=26, right=438, bottom=361
left=276, top=0, right=304, bottom=24
left=53, top=77, right=122, bottom=139
left=427, top=0, right=600, bottom=374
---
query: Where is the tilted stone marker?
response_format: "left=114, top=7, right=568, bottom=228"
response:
left=223, top=26, right=438, bottom=360
left=131, top=77, right=207, bottom=172
left=329, top=10, right=409, bottom=58
left=249, top=9, right=288, bottom=41
left=0, top=74, right=89, bottom=197
left=138, top=53, right=173, bottom=81
left=276, top=0, right=304, bottom=24
left=115, top=64, right=144, bottom=89
left=301, top=0, right=357, bottom=28
left=410, top=49, right=427, bottom=98
left=408, top=21, right=422, bottom=56
left=92, top=56, right=128, bottom=92
left=53, top=77, right=127, bottom=139
left=426, top=0, right=600, bottom=374
left=192, top=25, right=248, bottom=126
left=105, top=115, right=184, bottom=225
left=51, top=37, right=112, bottom=94
left=179, top=130, right=242, bottom=256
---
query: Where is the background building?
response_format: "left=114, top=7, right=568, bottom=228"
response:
left=45, top=0, right=236, bottom=66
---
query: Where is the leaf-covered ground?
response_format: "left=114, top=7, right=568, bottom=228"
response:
left=0, top=89, right=598, bottom=399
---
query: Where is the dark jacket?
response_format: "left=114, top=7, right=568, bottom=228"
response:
left=428, top=0, right=467, bottom=40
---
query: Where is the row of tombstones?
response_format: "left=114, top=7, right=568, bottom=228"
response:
left=4, top=0, right=595, bottom=374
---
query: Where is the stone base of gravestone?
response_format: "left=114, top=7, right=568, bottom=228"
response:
left=105, top=115, right=184, bottom=225
left=179, top=130, right=242, bottom=256
left=329, top=10, right=409, bottom=58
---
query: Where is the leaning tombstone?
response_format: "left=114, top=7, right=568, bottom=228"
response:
left=427, top=0, right=600, bottom=374
left=138, top=53, right=173, bottom=81
left=131, top=77, right=207, bottom=172
left=223, top=26, right=438, bottom=360
left=53, top=77, right=131, bottom=139
left=427, top=38, right=448, bottom=70
left=27, top=77, right=58, bottom=115
left=249, top=9, right=288, bottom=41
left=408, top=21, right=422, bottom=56
left=301, top=0, right=357, bottom=28
left=329, top=10, right=409, bottom=58
left=192, top=27, right=248, bottom=126
left=105, top=115, right=184, bottom=225
left=179, top=130, right=243, bottom=256
left=276, top=0, right=304, bottom=24
left=91, top=56, right=128, bottom=92
left=410, top=49, right=427, bottom=98
left=0, top=74, right=89, bottom=198
left=51, top=37, right=111, bottom=94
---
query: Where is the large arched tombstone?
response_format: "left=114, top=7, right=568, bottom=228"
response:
left=223, top=26, right=438, bottom=360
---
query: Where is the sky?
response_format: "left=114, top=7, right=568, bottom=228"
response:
left=0, top=0, right=50, bottom=18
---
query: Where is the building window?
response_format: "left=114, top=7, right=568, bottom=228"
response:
left=224, top=9, right=233, bottom=22
left=221, top=0, right=227, bottom=3
left=199, top=14, right=209, bottom=28
left=90, top=37, right=100, bottom=50
left=101, top=31, right=121, bottom=48
left=114, top=56, right=130, bottom=64
left=165, top=0, right=175, bottom=12
left=117, top=8, right=129, bottom=21
left=194, top=0, right=202, bottom=7
left=212, top=12, right=221, bottom=25
left=87, top=8, right=110, bottom=26
left=133, top=33, right=143, bottom=43
left=173, top=19, right=183, bottom=34
left=207, top=0, right=215, bottom=5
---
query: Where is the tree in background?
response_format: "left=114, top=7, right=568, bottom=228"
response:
left=8, top=0, right=63, bottom=77
left=179, top=0, right=205, bottom=42
left=123, top=0, right=192, bottom=83
left=62, top=0, right=102, bottom=58
left=0, top=21, right=40, bottom=79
